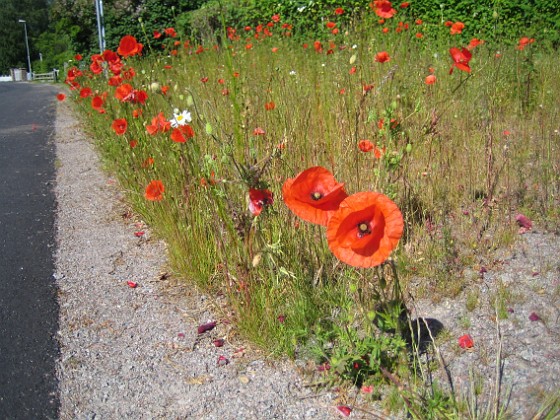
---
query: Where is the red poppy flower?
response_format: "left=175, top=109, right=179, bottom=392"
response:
left=517, top=37, right=535, bottom=50
left=359, top=140, right=374, bottom=152
left=79, top=87, right=92, bottom=98
left=253, top=127, right=265, bottom=136
left=449, top=47, right=472, bottom=74
left=467, top=38, right=484, bottom=50
left=153, top=30, right=161, bottom=39
left=400, top=2, right=410, bottom=7
left=326, top=21, right=336, bottom=29
left=458, top=334, right=474, bottom=349
left=326, top=192, right=404, bottom=268
left=264, top=101, right=275, bottom=111
left=374, top=146, right=386, bottom=159
left=115, top=83, right=133, bottom=101
left=334, top=7, right=344, bottom=15
left=145, top=180, right=164, bottom=201
left=56, top=93, right=66, bottom=101
left=102, top=50, right=119, bottom=63
left=248, top=188, right=274, bottom=216
left=271, top=13, right=280, bottom=22
left=170, top=125, right=195, bottom=143
left=142, top=157, right=154, bottom=168
left=363, top=84, right=375, bottom=94
left=375, top=51, right=390, bottom=63
left=111, top=118, right=128, bottom=135
left=282, top=166, right=348, bottom=226
left=450, top=21, right=465, bottom=35
left=146, top=112, right=171, bottom=135
left=133, top=90, right=148, bottom=105
left=74, top=54, right=83, bottom=61
left=117, top=35, right=143, bottom=57
left=425, top=74, right=437, bottom=85
left=164, top=27, right=177, bottom=37
left=108, top=75, right=122, bottom=86
left=122, top=67, right=135, bottom=80
left=90, top=61, right=103, bottom=75
left=371, top=1, right=396, bottom=18
left=313, top=41, right=323, bottom=53
left=91, top=95, right=104, bottom=112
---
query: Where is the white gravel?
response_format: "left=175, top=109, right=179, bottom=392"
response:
left=409, top=232, right=560, bottom=418
left=53, top=103, right=383, bottom=419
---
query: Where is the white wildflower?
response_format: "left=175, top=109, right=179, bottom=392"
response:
left=170, top=109, right=192, bottom=128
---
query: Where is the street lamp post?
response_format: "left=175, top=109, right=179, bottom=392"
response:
left=94, top=0, right=106, bottom=53
left=18, top=19, right=32, bottom=80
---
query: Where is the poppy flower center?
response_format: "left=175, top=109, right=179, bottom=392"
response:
left=311, top=191, right=323, bottom=201
left=357, top=222, right=372, bottom=237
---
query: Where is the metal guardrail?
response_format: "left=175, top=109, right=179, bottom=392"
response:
left=33, top=71, right=57, bottom=82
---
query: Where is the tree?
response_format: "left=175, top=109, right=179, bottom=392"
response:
left=0, top=0, right=49, bottom=74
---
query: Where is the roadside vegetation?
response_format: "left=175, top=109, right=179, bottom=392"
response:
left=59, top=1, right=559, bottom=417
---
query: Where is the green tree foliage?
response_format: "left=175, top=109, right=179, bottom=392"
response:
left=0, top=0, right=49, bottom=74
left=102, top=0, right=206, bottom=50
left=42, top=0, right=205, bottom=66
left=176, top=0, right=559, bottom=47
left=402, top=0, right=560, bottom=47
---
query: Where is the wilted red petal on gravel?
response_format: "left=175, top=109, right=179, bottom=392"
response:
left=213, top=338, right=225, bottom=347
left=337, top=405, right=352, bottom=417
left=361, top=385, right=374, bottom=394
left=458, top=334, right=474, bottom=349
left=134, top=231, right=145, bottom=237
left=529, top=312, right=541, bottom=321
left=317, top=362, right=331, bottom=372
left=127, top=280, right=138, bottom=288
left=217, top=355, right=229, bottom=366
left=197, top=321, right=217, bottom=334
left=515, top=213, right=532, bottom=229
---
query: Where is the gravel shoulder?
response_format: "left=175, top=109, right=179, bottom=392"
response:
left=408, top=231, right=560, bottom=417
left=53, top=101, right=559, bottom=419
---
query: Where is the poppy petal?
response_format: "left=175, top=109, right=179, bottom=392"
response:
left=327, top=192, right=403, bottom=267
left=282, top=166, right=347, bottom=226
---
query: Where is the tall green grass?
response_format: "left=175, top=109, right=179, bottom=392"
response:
left=68, top=12, right=559, bottom=415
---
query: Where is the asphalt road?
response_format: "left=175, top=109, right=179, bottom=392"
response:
left=0, top=82, right=59, bottom=419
